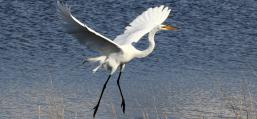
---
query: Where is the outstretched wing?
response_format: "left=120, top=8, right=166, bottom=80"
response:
left=114, top=6, right=171, bottom=45
left=57, top=1, right=122, bottom=55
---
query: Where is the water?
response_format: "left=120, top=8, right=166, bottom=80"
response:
left=0, top=0, right=257, bottom=118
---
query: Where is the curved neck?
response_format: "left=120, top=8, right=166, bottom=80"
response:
left=136, top=28, right=158, bottom=58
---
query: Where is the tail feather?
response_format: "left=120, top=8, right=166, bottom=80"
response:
left=87, top=56, right=106, bottom=63
left=92, top=65, right=101, bottom=73
left=86, top=56, right=106, bottom=73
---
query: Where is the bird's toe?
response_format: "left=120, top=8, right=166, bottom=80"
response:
left=121, top=101, right=126, bottom=113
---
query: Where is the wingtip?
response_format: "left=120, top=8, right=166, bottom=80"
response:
left=57, top=0, right=70, bottom=8
left=159, top=5, right=165, bottom=9
left=167, top=9, right=171, bottom=14
left=159, top=5, right=170, bottom=11
left=57, top=0, right=72, bottom=14
left=57, top=0, right=63, bottom=6
left=57, top=0, right=65, bottom=9
left=57, top=0, right=64, bottom=4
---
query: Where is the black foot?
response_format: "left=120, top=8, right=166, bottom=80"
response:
left=93, top=104, right=99, bottom=118
left=121, top=99, right=125, bottom=113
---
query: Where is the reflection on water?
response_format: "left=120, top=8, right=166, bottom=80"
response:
left=0, top=0, right=257, bottom=118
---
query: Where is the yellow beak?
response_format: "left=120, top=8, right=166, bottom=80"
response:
left=162, top=25, right=177, bottom=30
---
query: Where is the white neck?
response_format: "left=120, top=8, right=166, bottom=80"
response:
left=136, top=28, right=158, bottom=58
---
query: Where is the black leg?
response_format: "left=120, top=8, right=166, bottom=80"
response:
left=117, top=65, right=126, bottom=113
left=93, top=75, right=112, bottom=118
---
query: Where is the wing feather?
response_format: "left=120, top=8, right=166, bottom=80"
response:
left=114, top=5, right=171, bottom=45
left=57, top=1, right=121, bottom=55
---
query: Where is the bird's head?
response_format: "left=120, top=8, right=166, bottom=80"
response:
left=160, top=24, right=177, bottom=31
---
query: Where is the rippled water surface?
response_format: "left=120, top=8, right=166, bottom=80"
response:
left=1, top=0, right=257, bottom=119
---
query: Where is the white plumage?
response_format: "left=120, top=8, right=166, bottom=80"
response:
left=114, top=5, right=171, bottom=45
left=57, top=0, right=176, bottom=117
left=57, top=1, right=122, bottom=55
left=57, top=1, right=174, bottom=74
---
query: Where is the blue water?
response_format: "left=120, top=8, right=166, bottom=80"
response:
left=0, top=0, right=257, bottom=118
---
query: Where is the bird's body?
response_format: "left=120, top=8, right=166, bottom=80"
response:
left=88, top=44, right=138, bottom=74
left=88, top=26, right=167, bottom=74
left=57, top=0, right=176, bottom=117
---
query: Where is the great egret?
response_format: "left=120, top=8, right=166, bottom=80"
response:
left=57, top=0, right=176, bottom=117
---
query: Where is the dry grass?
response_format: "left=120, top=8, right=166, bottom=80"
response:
left=218, top=80, right=257, bottom=119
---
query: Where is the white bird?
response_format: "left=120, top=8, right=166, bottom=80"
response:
left=57, top=0, right=176, bottom=117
